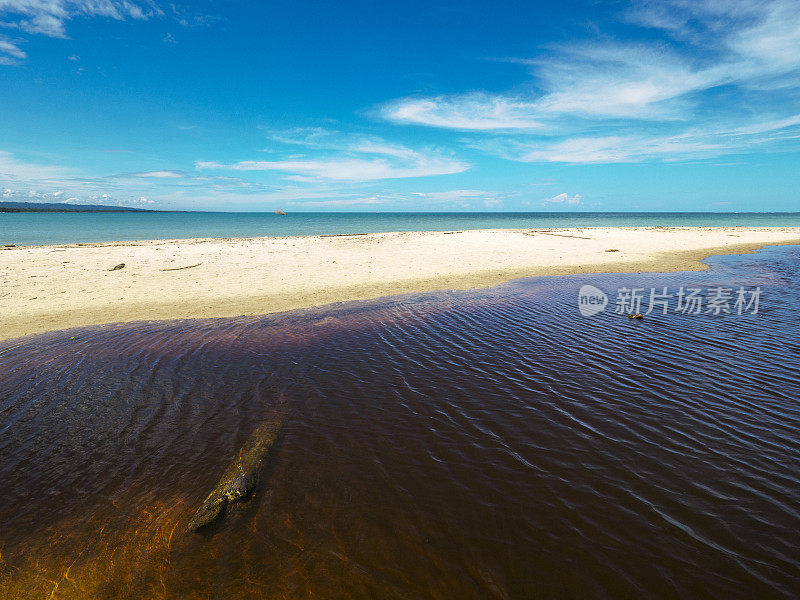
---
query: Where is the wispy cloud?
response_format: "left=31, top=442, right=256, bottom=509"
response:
left=0, top=0, right=161, bottom=64
left=0, top=150, right=74, bottom=180
left=410, top=189, right=493, bottom=202
left=0, top=0, right=161, bottom=38
left=149, top=187, right=382, bottom=211
left=379, top=0, right=800, bottom=163
left=383, top=1, right=800, bottom=128
left=543, top=192, right=582, bottom=205
left=285, top=189, right=504, bottom=210
left=0, top=146, right=430, bottom=209
left=262, top=127, right=341, bottom=148
left=411, top=189, right=504, bottom=209
left=0, top=36, right=25, bottom=64
left=197, top=154, right=467, bottom=182
left=0, top=145, right=519, bottom=211
left=381, top=94, right=545, bottom=130
left=473, top=114, right=800, bottom=163
left=134, top=170, right=183, bottom=178
left=283, top=196, right=386, bottom=208
left=0, top=149, right=156, bottom=205
left=198, top=135, right=470, bottom=181
left=0, top=150, right=259, bottom=207
left=380, top=43, right=708, bottom=129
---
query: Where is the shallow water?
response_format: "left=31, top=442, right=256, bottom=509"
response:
left=1, top=247, right=799, bottom=599
left=5, top=210, right=800, bottom=246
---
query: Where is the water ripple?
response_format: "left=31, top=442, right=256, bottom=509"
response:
left=0, top=246, right=799, bottom=599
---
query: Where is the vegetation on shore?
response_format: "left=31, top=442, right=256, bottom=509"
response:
left=0, top=201, right=155, bottom=213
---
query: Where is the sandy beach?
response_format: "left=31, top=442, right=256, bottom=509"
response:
left=2, top=226, right=799, bottom=342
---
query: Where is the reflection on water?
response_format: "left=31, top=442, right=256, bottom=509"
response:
left=1, top=246, right=799, bottom=599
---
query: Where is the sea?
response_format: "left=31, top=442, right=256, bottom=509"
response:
left=3, top=211, right=800, bottom=245
left=0, top=244, right=798, bottom=599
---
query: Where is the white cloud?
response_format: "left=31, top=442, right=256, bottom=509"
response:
left=197, top=155, right=467, bottom=181
left=134, top=170, right=183, bottom=178
left=0, top=150, right=200, bottom=206
left=0, top=0, right=161, bottom=38
left=198, top=139, right=470, bottom=181
left=381, top=43, right=716, bottom=130
left=139, top=185, right=387, bottom=210
left=730, top=114, right=800, bottom=136
left=382, top=2, right=800, bottom=131
left=630, top=0, right=800, bottom=69
left=284, top=196, right=385, bottom=208
left=381, top=94, right=544, bottom=130
left=525, top=42, right=716, bottom=120
left=544, top=193, right=582, bottom=205
left=476, top=113, right=800, bottom=164
left=378, top=0, right=800, bottom=163
left=512, top=135, right=721, bottom=164
left=0, top=36, right=25, bottom=64
left=282, top=188, right=505, bottom=210
left=410, top=189, right=491, bottom=201
left=1, top=187, right=74, bottom=202
left=264, top=127, right=339, bottom=147
left=0, top=150, right=74, bottom=180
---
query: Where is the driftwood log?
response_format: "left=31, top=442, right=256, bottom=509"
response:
left=188, top=400, right=288, bottom=531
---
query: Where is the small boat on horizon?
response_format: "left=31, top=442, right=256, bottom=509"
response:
left=274, top=209, right=286, bottom=215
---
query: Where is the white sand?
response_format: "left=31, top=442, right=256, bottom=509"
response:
left=2, top=226, right=799, bottom=341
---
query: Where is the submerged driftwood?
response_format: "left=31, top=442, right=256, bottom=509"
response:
left=188, top=401, right=288, bottom=532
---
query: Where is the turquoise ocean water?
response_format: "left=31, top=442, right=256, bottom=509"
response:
left=3, top=212, right=800, bottom=246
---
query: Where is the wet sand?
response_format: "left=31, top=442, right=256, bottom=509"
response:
left=2, top=226, right=800, bottom=341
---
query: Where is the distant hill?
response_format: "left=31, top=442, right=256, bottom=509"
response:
left=0, top=201, right=157, bottom=213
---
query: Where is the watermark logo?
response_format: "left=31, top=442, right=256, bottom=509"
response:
left=578, top=285, right=608, bottom=316
left=577, top=285, right=762, bottom=317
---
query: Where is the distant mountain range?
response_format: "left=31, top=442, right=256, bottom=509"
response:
left=0, top=201, right=157, bottom=213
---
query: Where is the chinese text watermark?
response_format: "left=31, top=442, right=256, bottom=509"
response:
left=578, top=285, right=761, bottom=317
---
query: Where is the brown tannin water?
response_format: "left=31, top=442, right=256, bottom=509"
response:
left=1, top=247, right=799, bottom=599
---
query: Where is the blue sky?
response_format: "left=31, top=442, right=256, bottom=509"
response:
left=1, top=0, right=799, bottom=212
